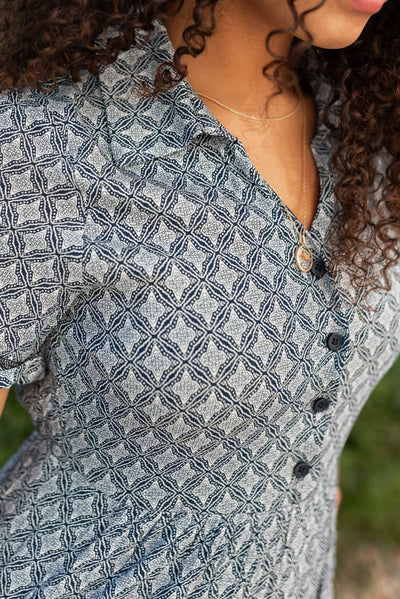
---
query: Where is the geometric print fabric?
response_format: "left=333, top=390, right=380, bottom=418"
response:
left=1, top=17, right=400, bottom=599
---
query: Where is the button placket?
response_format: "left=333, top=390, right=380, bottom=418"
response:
left=310, top=258, right=326, bottom=279
left=312, top=397, right=331, bottom=413
left=293, top=461, right=311, bottom=479
left=326, top=332, right=344, bottom=351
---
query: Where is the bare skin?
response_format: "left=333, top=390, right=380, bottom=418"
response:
left=0, top=388, right=9, bottom=418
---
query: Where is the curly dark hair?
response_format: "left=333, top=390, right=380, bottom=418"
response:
left=1, top=0, right=400, bottom=302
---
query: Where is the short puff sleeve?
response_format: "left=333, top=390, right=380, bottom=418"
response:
left=0, top=87, right=84, bottom=387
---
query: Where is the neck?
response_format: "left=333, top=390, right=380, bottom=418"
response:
left=162, top=0, right=297, bottom=115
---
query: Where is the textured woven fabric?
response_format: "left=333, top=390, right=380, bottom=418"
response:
left=1, top=17, right=400, bottom=599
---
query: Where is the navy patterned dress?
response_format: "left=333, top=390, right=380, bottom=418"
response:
left=1, top=17, right=399, bottom=599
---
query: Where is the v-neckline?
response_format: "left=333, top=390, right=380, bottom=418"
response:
left=158, top=17, right=336, bottom=246
left=200, top=84, right=334, bottom=242
left=231, top=89, right=326, bottom=238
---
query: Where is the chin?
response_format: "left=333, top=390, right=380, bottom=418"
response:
left=312, top=36, right=364, bottom=49
left=302, top=17, right=370, bottom=50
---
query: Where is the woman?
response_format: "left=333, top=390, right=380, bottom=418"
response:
left=0, top=0, right=399, bottom=597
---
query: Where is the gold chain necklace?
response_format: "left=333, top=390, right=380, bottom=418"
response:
left=197, top=89, right=301, bottom=122
left=197, top=86, right=313, bottom=273
left=281, top=94, right=313, bottom=273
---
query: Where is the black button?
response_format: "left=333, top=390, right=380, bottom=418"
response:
left=311, top=259, right=326, bottom=279
left=293, top=462, right=311, bottom=479
left=312, top=397, right=331, bottom=413
left=326, top=333, right=344, bottom=351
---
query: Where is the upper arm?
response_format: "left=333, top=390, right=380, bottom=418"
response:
left=0, top=90, right=84, bottom=388
left=0, top=387, right=10, bottom=418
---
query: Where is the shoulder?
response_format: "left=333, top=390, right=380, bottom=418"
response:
left=0, top=80, right=75, bottom=180
left=0, top=70, right=107, bottom=163
left=0, top=72, right=107, bottom=204
left=0, top=78, right=76, bottom=134
left=0, top=80, right=87, bottom=260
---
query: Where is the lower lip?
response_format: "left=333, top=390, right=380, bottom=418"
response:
left=345, top=0, right=386, bottom=13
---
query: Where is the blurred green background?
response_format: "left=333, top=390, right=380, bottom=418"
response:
left=1, top=357, right=400, bottom=595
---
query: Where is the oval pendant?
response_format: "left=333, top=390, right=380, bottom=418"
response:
left=295, top=243, right=313, bottom=273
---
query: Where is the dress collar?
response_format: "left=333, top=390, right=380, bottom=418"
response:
left=97, top=17, right=333, bottom=170
left=97, top=17, right=236, bottom=169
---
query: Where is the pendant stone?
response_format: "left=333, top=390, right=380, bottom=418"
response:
left=294, top=243, right=313, bottom=273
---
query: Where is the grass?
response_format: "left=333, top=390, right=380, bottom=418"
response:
left=0, top=386, right=34, bottom=466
